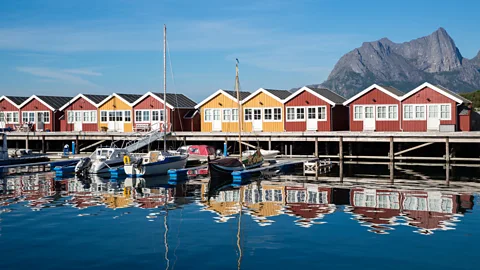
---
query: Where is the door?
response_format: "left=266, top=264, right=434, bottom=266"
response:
left=36, top=112, right=45, bottom=131
left=363, top=106, right=375, bottom=131
left=74, top=111, right=83, bottom=131
left=212, top=109, right=222, bottom=131
left=252, top=109, right=262, bottom=131
left=427, top=104, right=440, bottom=131
left=306, top=107, right=317, bottom=131
left=0, top=112, right=5, bottom=129
left=115, top=111, right=124, bottom=132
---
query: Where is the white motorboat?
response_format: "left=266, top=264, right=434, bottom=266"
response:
left=124, top=151, right=188, bottom=177
left=75, top=147, right=130, bottom=175
left=242, top=149, right=279, bottom=160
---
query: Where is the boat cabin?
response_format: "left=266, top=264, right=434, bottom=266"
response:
left=0, top=96, right=28, bottom=130
left=343, top=84, right=403, bottom=132
left=241, top=88, right=291, bottom=132
left=283, top=86, right=348, bottom=131
left=195, top=89, right=251, bottom=132
left=97, top=93, right=142, bottom=132
left=400, top=82, right=473, bottom=132
left=59, top=94, right=109, bottom=132
left=131, top=92, right=199, bottom=132
left=19, top=95, right=73, bottom=131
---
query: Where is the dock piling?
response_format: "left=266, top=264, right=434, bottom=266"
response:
left=445, top=137, right=450, bottom=163
left=314, top=137, right=318, bottom=157
left=42, top=135, right=46, bottom=154
left=339, top=136, right=343, bottom=160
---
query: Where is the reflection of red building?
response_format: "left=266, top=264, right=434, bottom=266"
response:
left=284, top=185, right=336, bottom=228
left=347, top=188, right=474, bottom=234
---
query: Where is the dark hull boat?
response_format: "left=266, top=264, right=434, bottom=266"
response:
left=208, top=150, right=264, bottom=180
left=0, top=155, right=49, bottom=166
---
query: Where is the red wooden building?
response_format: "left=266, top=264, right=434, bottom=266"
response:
left=18, top=95, right=72, bottom=132
left=283, top=86, right=348, bottom=131
left=0, top=96, right=28, bottom=130
left=343, top=84, right=404, bottom=132
left=59, top=94, right=109, bottom=132
left=400, top=82, right=473, bottom=132
left=131, top=91, right=199, bottom=132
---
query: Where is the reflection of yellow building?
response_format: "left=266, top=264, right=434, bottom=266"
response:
left=200, top=184, right=241, bottom=223
left=102, top=194, right=134, bottom=209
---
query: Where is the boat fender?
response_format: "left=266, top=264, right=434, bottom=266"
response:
left=123, top=155, right=131, bottom=165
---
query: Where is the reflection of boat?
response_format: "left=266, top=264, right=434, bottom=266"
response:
left=243, top=149, right=279, bottom=160
left=124, top=151, right=188, bottom=177
left=168, top=145, right=217, bottom=162
left=75, top=147, right=130, bottom=175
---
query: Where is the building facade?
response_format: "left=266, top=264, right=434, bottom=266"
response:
left=19, top=95, right=72, bottom=131
left=59, top=94, right=109, bottom=132
left=97, top=93, right=142, bottom=132
left=0, top=96, right=28, bottom=130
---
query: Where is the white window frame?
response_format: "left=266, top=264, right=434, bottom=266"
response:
left=1, top=111, right=20, bottom=124
left=264, top=107, right=282, bottom=122
left=403, top=105, right=414, bottom=120
left=204, top=108, right=212, bottom=122
left=375, top=105, right=398, bottom=121
left=21, top=111, right=50, bottom=124
left=231, top=109, right=239, bottom=121
left=264, top=108, right=273, bottom=121
left=317, top=106, right=327, bottom=122
left=100, top=110, right=131, bottom=123
left=100, top=111, right=108, bottom=123
left=403, top=104, right=427, bottom=120
left=134, top=109, right=157, bottom=123
left=353, top=105, right=363, bottom=121
left=244, top=108, right=253, bottom=122
left=273, top=108, right=282, bottom=121
left=252, top=108, right=262, bottom=121
left=296, top=107, right=305, bottom=121
left=387, top=105, right=398, bottom=120
left=222, top=109, right=231, bottom=122
left=439, top=104, right=452, bottom=120
left=67, top=110, right=97, bottom=124
left=286, top=107, right=296, bottom=121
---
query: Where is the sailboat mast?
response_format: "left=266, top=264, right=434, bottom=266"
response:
left=236, top=60, right=243, bottom=160
left=163, top=24, right=167, bottom=151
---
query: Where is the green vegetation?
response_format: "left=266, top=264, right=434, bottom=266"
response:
left=460, top=90, right=480, bottom=110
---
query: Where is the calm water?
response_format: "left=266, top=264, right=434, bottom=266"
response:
left=1, top=166, right=479, bottom=270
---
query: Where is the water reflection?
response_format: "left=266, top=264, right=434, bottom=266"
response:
left=0, top=173, right=475, bottom=236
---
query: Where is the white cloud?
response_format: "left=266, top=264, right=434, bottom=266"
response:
left=16, top=67, right=101, bottom=88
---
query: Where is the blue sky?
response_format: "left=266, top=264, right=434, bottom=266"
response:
left=0, top=0, right=479, bottom=101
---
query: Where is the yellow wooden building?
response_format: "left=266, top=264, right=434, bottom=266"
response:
left=241, top=88, right=291, bottom=132
left=97, top=93, right=142, bottom=132
left=195, top=89, right=251, bottom=132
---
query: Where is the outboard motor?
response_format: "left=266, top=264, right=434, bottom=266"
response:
left=75, top=157, right=92, bottom=175
left=134, top=157, right=143, bottom=168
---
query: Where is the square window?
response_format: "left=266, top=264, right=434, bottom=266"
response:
left=287, top=108, right=295, bottom=120
left=318, top=107, right=326, bottom=120
left=264, top=108, right=272, bottom=120
left=244, top=109, right=252, bottom=121
left=204, top=109, right=212, bottom=121
left=273, top=108, right=282, bottom=121
left=232, top=109, right=238, bottom=121
left=296, top=108, right=305, bottom=120
left=223, top=109, right=231, bottom=121
left=354, top=106, right=363, bottom=120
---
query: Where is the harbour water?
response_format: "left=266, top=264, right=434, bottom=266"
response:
left=1, top=165, right=479, bottom=270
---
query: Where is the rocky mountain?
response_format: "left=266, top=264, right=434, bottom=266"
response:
left=318, top=28, right=480, bottom=98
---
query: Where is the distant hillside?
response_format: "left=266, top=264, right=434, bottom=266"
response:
left=315, top=28, right=480, bottom=98
left=460, top=90, right=480, bottom=109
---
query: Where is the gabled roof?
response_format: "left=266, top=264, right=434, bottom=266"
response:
left=194, top=89, right=251, bottom=109
left=0, top=96, right=29, bottom=109
left=132, top=92, right=197, bottom=109
left=241, top=88, right=291, bottom=104
left=283, top=86, right=346, bottom=106
left=97, top=93, right=143, bottom=107
left=343, top=84, right=403, bottom=106
left=58, top=94, right=110, bottom=111
left=401, top=82, right=470, bottom=104
left=19, top=95, right=73, bottom=111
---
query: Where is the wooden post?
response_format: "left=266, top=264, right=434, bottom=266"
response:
left=268, top=137, right=272, bottom=150
left=41, top=135, right=46, bottom=154
left=339, top=159, right=344, bottom=182
left=290, top=144, right=293, bottom=158
left=15, top=141, right=19, bottom=149
left=314, top=137, right=318, bottom=157
left=445, top=137, right=450, bottom=163
left=75, top=135, right=79, bottom=154
left=284, top=144, right=287, bottom=156
left=338, top=136, right=343, bottom=160
left=183, top=136, right=187, bottom=146
left=348, top=142, right=353, bottom=160
left=325, top=142, right=329, bottom=155
left=389, top=136, right=394, bottom=163
left=25, top=136, right=29, bottom=150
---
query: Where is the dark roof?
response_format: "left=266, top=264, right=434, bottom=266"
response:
left=116, top=93, right=143, bottom=104
left=378, top=85, right=404, bottom=97
left=83, top=94, right=110, bottom=104
left=308, top=87, right=346, bottom=104
left=5, top=96, right=29, bottom=105
left=459, top=108, right=470, bottom=115
left=36, top=95, right=73, bottom=110
left=152, top=93, right=197, bottom=108
left=435, top=85, right=471, bottom=104
left=263, top=89, right=292, bottom=100
left=223, top=90, right=251, bottom=101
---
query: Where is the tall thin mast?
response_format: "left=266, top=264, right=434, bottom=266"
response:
left=235, top=59, right=242, bottom=160
left=163, top=24, right=167, bottom=151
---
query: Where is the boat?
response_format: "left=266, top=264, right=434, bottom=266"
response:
left=124, top=25, right=188, bottom=177
left=75, top=147, right=130, bottom=175
left=242, top=149, right=279, bottom=160
left=208, top=60, right=264, bottom=179
left=124, top=151, right=188, bottom=177
left=169, top=145, right=217, bottom=162
left=0, top=133, right=49, bottom=166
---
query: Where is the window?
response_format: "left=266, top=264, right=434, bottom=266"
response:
left=124, top=111, right=131, bottom=122
left=429, top=105, right=439, bottom=118
left=91, top=111, right=97, bottom=122
left=204, top=109, right=212, bottom=121
left=354, top=106, right=363, bottom=120
left=404, top=105, right=413, bottom=119
left=152, top=110, right=159, bottom=121
left=101, top=111, right=108, bottom=122
left=83, top=111, right=90, bottom=122
left=22, top=112, right=28, bottom=123
left=244, top=109, right=252, bottom=121
left=75, top=111, right=81, bottom=122
left=274, top=108, right=282, bottom=121
left=159, top=110, right=165, bottom=122
left=213, top=109, right=220, bottom=121
left=142, top=111, right=150, bottom=122
left=4, top=113, right=10, bottom=123
left=223, top=109, right=231, bottom=121
left=0, top=112, right=4, bottom=122
left=253, top=109, right=262, bottom=120
left=318, top=107, right=326, bottom=120
left=296, top=108, right=305, bottom=120
left=67, top=111, right=74, bottom=123
left=135, top=111, right=142, bottom=122
left=108, top=111, right=115, bottom=121
left=232, top=109, right=238, bottom=121
left=377, top=106, right=387, bottom=119
left=440, top=104, right=451, bottom=119
left=307, top=107, right=316, bottom=119
left=388, top=106, right=397, bottom=119
left=115, top=111, right=123, bottom=121
left=43, top=112, right=50, bottom=123
left=415, top=105, right=425, bottom=119
left=287, top=108, right=295, bottom=120
left=364, top=107, right=374, bottom=119
left=264, top=108, right=272, bottom=120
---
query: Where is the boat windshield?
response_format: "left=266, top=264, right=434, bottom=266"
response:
left=96, top=149, right=111, bottom=158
